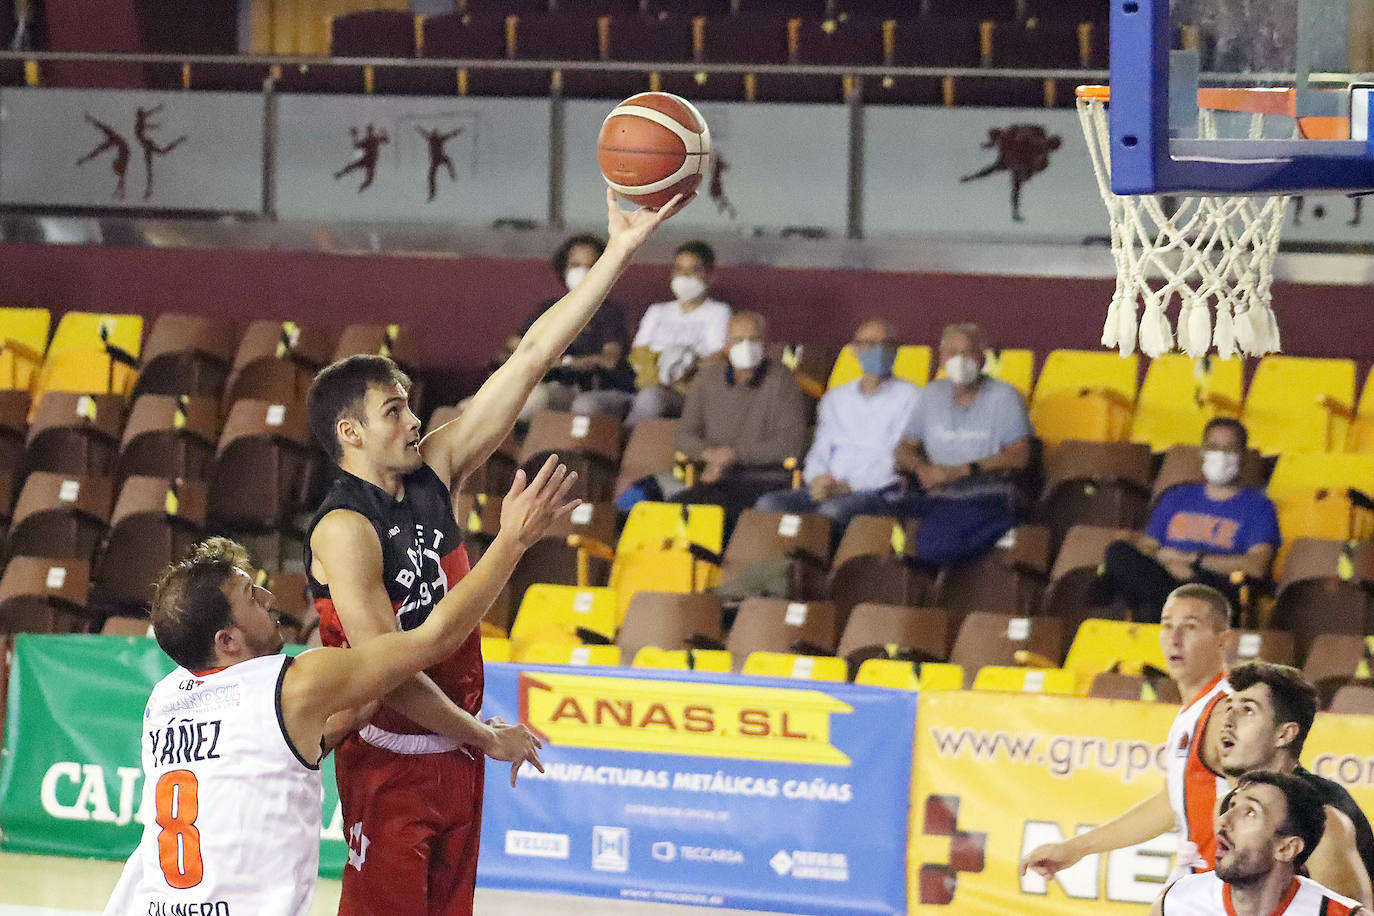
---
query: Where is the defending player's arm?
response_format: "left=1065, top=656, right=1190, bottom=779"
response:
left=303, top=458, right=576, bottom=767
left=422, top=189, right=691, bottom=491
left=1306, top=807, right=1374, bottom=909
left=1018, top=788, right=1176, bottom=878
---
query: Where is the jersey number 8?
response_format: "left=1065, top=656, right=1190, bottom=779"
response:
left=155, top=769, right=204, bottom=889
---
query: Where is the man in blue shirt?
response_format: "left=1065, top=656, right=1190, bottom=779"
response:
left=755, top=319, right=923, bottom=539
left=1097, top=417, right=1280, bottom=623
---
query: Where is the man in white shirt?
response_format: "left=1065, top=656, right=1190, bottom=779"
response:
left=756, top=319, right=923, bottom=540
left=625, top=240, right=732, bottom=426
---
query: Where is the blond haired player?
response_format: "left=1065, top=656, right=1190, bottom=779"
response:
left=103, top=456, right=577, bottom=916
left=1020, top=583, right=1232, bottom=880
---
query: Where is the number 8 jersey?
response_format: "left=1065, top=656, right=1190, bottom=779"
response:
left=104, top=654, right=324, bottom=916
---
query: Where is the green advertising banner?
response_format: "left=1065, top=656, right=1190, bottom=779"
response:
left=0, top=634, right=348, bottom=878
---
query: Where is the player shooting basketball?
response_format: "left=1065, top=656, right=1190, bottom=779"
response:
left=304, top=188, right=690, bottom=916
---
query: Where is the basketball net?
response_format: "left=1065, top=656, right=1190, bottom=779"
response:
left=1076, top=86, right=1287, bottom=360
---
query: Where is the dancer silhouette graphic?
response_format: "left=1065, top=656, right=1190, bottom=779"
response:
left=334, top=124, right=390, bottom=193
left=417, top=125, right=462, bottom=202
left=76, top=113, right=131, bottom=201
left=134, top=104, right=188, bottom=200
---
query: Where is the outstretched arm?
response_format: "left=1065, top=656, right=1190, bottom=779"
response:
left=1019, top=788, right=1174, bottom=879
left=422, top=189, right=692, bottom=491
left=1307, top=807, right=1373, bottom=909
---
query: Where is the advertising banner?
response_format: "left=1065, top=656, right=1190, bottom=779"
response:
left=478, top=662, right=914, bottom=915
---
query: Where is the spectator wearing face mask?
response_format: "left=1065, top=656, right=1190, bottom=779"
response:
left=755, top=319, right=923, bottom=539
left=1094, top=417, right=1279, bottom=623
left=672, top=311, right=809, bottom=533
left=623, top=240, right=732, bottom=426
left=893, top=323, right=1033, bottom=565
left=495, top=234, right=635, bottom=420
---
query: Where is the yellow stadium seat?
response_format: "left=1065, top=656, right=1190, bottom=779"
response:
left=481, top=636, right=512, bottom=662
left=34, top=312, right=143, bottom=402
left=1063, top=620, right=1166, bottom=693
left=933, top=348, right=1035, bottom=398
left=514, top=642, right=622, bottom=666
left=972, top=666, right=1076, bottom=694
left=631, top=647, right=733, bottom=672
left=1030, top=349, right=1138, bottom=446
left=0, top=307, right=49, bottom=391
left=1345, top=366, right=1374, bottom=452
left=1130, top=354, right=1244, bottom=452
left=509, top=584, right=618, bottom=645
left=917, top=662, right=965, bottom=691
left=827, top=345, right=931, bottom=390
left=1267, top=453, right=1374, bottom=550
left=1243, top=356, right=1356, bottom=455
left=854, top=658, right=919, bottom=690
left=741, top=652, right=848, bottom=681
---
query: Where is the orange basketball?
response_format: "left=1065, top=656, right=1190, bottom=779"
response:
left=597, top=91, right=711, bottom=209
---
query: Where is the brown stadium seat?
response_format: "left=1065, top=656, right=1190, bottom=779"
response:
left=759, top=17, right=885, bottom=104
left=514, top=15, right=604, bottom=98
left=1269, top=539, right=1374, bottom=663
left=117, top=394, right=219, bottom=483
left=223, top=320, right=334, bottom=410
left=600, top=15, right=696, bottom=101
left=0, top=389, right=30, bottom=479
left=1150, top=444, right=1269, bottom=506
left=828, top=554, right=932, bottom=631
left=615, top=591, right=724, bottom=661
left=7, top=472, right=114, bottom=561
left=925, top=0, right=1017, bottom=18
left=949, top=611, right=1066, bottom=688
left=1328, top=683, right=1374, bottom=716
left=931, top=523, right=1052, bottom=618
left=1087, top=672, right=1182, bottom=703
left=615, top=418, right=679, bottom=499
left=133, top=314, right=234, bottom=399
left=738, top=0, right=827, bottom=14
left=832, top=515, right=906, bottom=570
left=1040, top=524, right=1137, bottom=634
left=1039, top=441, right=1153, bottom=551
left=964, top=19, right=1087, bottom=108
left=644, top=0, right=732, bottom=16
left=91, top=476, right=206, bottom=613
left=417, top=12, right=512, bottom=97
left=518, top=410, right=622, bottom=503
left=874, top=17, right=982, bottom=106
left=725, top=597, right=839, bottom=670
left=332, top=324, right=420, bottom=369
left=509, top=500, right=617, bottom=603
left=186, top=61, right=275, bottom=92
left=278, top=10, right=417, bottom=95
left=1302, top=634, right=1374, bottom=708
left=101, top=616, right=153, bottom=637
left=0, top=556, right=92, bottom=633
left=208, top=399, right=316, bottom=530
left=836, top=603, right=949, bottom=663
left=1231, top=629, right=1296, bottom=667
left=718, top=508, right=833, bottom=602
left=1025, top=0, right=1108, bottom=22
left=24, top=392, right=126, bottom=478
left=663, top=15, right=792, bottom=103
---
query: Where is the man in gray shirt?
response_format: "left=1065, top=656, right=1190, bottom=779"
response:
left=894, top=322, right=1032, bottom=562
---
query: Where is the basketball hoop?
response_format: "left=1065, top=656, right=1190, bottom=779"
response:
left=1076, top=85, right=1295, bottom=360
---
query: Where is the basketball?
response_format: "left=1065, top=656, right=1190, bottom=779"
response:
left=597, top=91, right=711, bottom=209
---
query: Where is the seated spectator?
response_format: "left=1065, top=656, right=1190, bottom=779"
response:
left=624, top=240, right=732, bottom=426
left=672, top=311, right=809, bottom=534
left=756, top=319, right=923, bottom=539
left=497, top=234, right=636, bottom=420
left=894, top=322, right=1032, bottom=565
left=1094, top=417, right=1278, bottom=623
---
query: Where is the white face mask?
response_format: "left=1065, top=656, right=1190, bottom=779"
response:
left=671, top=275, right=707, bottom=303
left=564, top=265, right=589, bottom=290
left=1201, top=449, right=1242, bottom=486
left=944, top=354, right=982, bottom=387
left=728, top=339, right=764, bottom=372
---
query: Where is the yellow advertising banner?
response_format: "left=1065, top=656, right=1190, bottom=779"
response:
left=908, top=691, right=1374, bottom=914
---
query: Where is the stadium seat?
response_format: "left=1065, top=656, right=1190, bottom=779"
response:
left=828, top=553, right=932, bottom=628
left=1328, top=683, right=1374, bottom=715
left=874, top=17, right=982, bottom=106
left=277, top=9, right=414, bottom=94
left=1129, top=354, right=1244, bottom=453
left=631, top=646, right=733, bottom=672
left=949, top=611, right=1065, bottom=687
left=1087, top=672, right=1181, bottom=702
left=742, top=651, right=848, bottom=681
left=207, top=398, right=316, bottom=530
left=1345, top=365, right=1374, bottom=452
left=671, top=15, right=791, bottom=103
left=91, top=476, right=206, bottom=613
left=614, top=590, right=723, bottom=661
left=1242, top=356, right=1356, bottom=455
left=726, top=597, right=839, bottom=669
left=117, top=395, right=219, bottom=483
left=418, top=12, right=513, bottom=97
left=1063, top=619, right=1166, bottom=692
left=24, top=392, right=126, bottom=478
left=1269, top=539, right=1374, bottom=662
left=133, top=314, right=234, bottom=399
left=828, top=344, right=930, bottom=390
left=930, top=523, right=1052, bottom=618
left=514, top=641, right=622, bottom=666
left=972, top=665, right=1076, bottom=694
left=960, top=19, right=1083, bottom=107
left=1025, top=0, right=1109, bottom=21
left=831, top=514, right=907, bottom=570
left=1231, top=629, right=1296, bottom=667
left=509, top=500, right=616, bottom=601
left=925, top=0, right=1017, bottom=18
left=332, top=323, right=420, bottom=369
left=1266, top=452, right=1374, bottom=547
left=0, top=307, right=49, bottom=392
left=762, top=16, right=884, bottom=104
left=0, top=389, right=27, bottom=487
left=223, top=320, right=333, bottom=409
left=481, top=635, right=512, bottom=662
left=33, top=312, right=143, bottom=403
left=1150, top=443, right=1268, bottom=505
left=737, top=0, right=827, bottom=15
left=1029, top=350, right=1137, bottom=446
left=718, top=509, right=832, bottom=598
left=853, top=657, right=919, bottom=689
left=1040, top=524, right=1136, bottom=632
left=836, top=602, right=949, bottom=662
left=102, top=616, right=153, bottom=637
left=0, top=556, right=91, bottom=633
left=1302, top=635, right=1374, bottom=707
left=1038, top=440, right=1152, bottom=549
left=644, top=0, right=732, bottom=19
left=518, top=410, right=621, bottom=503
left=614, top=417, right=679, bottom=499
left=515, top=15, right=607, bottom=98
left=509, top=584, right=618, bottom=645
left=7, top=472, right=114, bottom=561
left=602, top=15, right=697, bottom=101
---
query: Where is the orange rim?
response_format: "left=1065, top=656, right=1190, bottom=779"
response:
left=1076, top=84, right=1109, bottom=101
left=1075, top=84, right=1349, bottom=139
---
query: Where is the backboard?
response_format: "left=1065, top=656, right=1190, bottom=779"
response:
left=1108, top=0, right=1374, bottom=193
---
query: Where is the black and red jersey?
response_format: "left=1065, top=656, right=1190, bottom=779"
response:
left=304, top=463, right=483, bottom=729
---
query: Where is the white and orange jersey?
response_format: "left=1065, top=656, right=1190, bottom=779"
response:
left=1166, top=673, right=1231, bottom=871
left=104, top=654, right=323, bottom=916
left=1161, top=871, right=1363, bottom=916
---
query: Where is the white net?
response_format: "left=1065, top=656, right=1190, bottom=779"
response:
left=1076, top=89, right=1288, bottom=359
